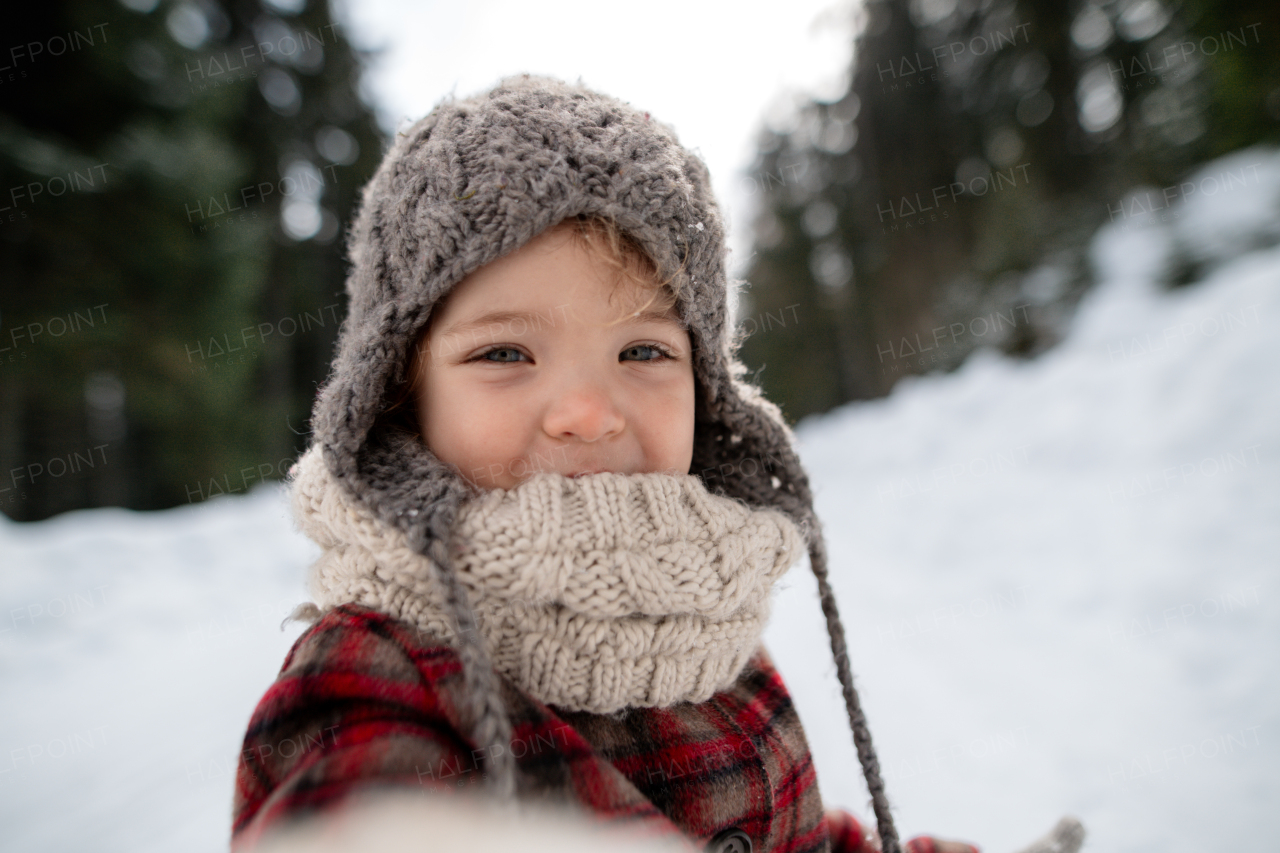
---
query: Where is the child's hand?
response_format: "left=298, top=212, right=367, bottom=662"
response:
left=842, top=813, right=1084, bottom=853
left=902, top=838, right=980, bottom=853
left=825, top=810, right=979, bottom=853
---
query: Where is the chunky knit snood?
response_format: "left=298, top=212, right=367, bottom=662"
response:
left=291, top=446, right=805, bottom=713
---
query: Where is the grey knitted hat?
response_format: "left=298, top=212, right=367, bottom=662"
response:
left=306, top=73, right=900, bottom=852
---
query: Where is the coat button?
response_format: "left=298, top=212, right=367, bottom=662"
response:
left=707, top=827, right=753, bottom=853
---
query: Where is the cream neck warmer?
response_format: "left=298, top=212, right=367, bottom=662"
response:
left=290, top=446, right=804, bottom=714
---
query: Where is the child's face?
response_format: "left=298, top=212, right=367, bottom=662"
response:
left=413, top=224, right=695, bottom=490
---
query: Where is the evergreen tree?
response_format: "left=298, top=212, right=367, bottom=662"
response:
left=739, top=0, right=1279, bottom=424
left=0, top=0, right=384, bottom=520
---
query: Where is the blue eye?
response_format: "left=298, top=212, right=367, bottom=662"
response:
left=477, top=347, right=526, bottom=363
left=621, top=344, right=671, bottom=362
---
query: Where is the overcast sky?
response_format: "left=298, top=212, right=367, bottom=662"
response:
left=332, top=0, right=858, bottom=277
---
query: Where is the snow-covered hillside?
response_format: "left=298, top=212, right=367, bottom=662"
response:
left=768, top=146, right=1280, bottom=853
left=3, top=148, right=1277, bottom=853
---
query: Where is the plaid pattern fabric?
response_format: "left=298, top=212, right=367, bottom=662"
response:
left=557, top=654, right=826, bottom=852
left=232, top=603, right=857, bottom=853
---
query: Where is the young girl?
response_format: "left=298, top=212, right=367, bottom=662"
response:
left=230, top=74, right=987, bottom=853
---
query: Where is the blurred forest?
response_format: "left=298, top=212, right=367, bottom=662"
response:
left=739, top=0, right=1280, bottom=421
left=1, top=0, right=383, bottom=521
left=2, top=0, right=1278, bottom=520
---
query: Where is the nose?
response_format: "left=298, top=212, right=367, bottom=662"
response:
left=541, top=376, right=626, bottom=444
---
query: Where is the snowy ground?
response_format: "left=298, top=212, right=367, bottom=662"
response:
left=2, top=148, right=1278, bottom=853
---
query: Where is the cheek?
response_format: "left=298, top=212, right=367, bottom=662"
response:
left=417, top=370, right=529, bottom=472
left=645, top=370, right=696, bottom=471
left=418, top=369, right=479, bottom=460
left=678, top=375, right=696, bottom=465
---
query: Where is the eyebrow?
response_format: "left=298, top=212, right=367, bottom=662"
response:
left=627, top=310, right=688, bottom=330
left=437, top=308, right=686, bottom=339
left=439, top=310, right=558, bottom=339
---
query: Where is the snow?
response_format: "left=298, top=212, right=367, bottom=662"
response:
left=0, top=494, right=317, bottom=853
left=768, top=146, right=1280, bottom=852
left=3, top=147, right=1278, bottom=852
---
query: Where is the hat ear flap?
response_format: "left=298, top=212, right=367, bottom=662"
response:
left=690, top=372, right=809, bottom=518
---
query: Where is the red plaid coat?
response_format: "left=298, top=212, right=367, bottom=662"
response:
left=231, top=604, right=906, bottom=852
